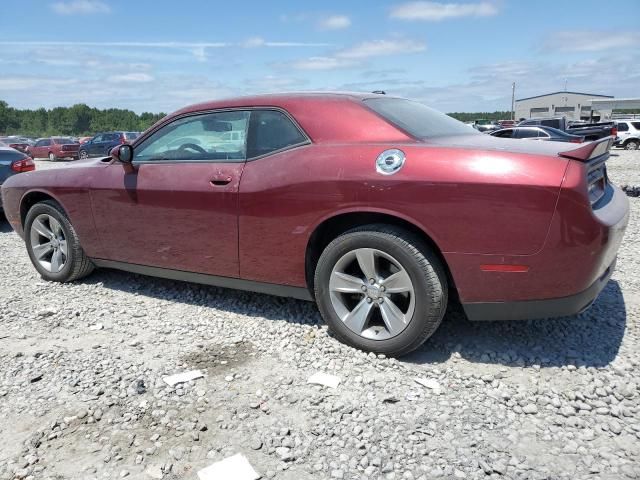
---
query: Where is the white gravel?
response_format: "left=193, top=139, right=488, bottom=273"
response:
left=1, top=153, right=639, bottom=480
left=607, top=149, right=640, bottom=188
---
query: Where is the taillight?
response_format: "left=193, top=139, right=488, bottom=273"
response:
left=11, top=157, right=35, bottom=173
left=611, top=127, right=617, bottom=137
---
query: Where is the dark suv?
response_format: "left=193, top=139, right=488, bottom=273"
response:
left=78, top=132, right=140, bottom=159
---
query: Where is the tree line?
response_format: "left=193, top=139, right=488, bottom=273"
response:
left=0, top=101, right=166, bottom=137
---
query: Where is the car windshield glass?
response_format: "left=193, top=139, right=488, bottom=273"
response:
left=364, top=98, right=477, bottom=139
left=53, top=138, right=75, bottom=144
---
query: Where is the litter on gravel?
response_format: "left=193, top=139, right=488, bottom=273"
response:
left=162, top=369, right=204, bottom=386
left=197, top=453, right=260, bottom=480
left=307, top=372, right=341, bottom=389
left=415, top=377, right=441, bottom=392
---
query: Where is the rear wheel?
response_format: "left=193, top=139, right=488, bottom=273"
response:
left=624, top=140, right=639, bottom=150
left=314, top=224, right=447, bottom=356
left=48, top=152, right=57, bottom=162
left=79, top=149, right=88, bottom=159
left=24, top=200, right=94, bottom=282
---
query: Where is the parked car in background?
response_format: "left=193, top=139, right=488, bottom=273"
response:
left=79, top=136, right=94, bottom=144
left=0, top=137, right=32, bottom=153
left=491, top=126, right=585, bottom=143
left=498, top=120, right=517, bottom=128
left=78, top=132, right=140, bottom=159
left=518, top=117, right=616, bottom=141
left=472, top=122, right=500, bottom=133
left=0, top=92, right=629, bottom=356
left=0, top=146, right=35, bottom=211
left=27, top=137, right=80, bottom=161
left=614, top=120, right=640, bottom=150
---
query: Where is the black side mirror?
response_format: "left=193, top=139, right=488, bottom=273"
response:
left=110, top=144, right=133, bottom=163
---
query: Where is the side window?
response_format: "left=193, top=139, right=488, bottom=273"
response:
left=247, top=110, right=307, bottom=159
left=34, top=140, right=44, bottom=147
left=93, top=134, right=104, bottom=142
left=631, top=122, right=640, bottom=130
left=515, top=128, right=539, bottom=139
left=617, top=123, right=629, bottom=132
left=134, top=111, right=250, bottom=162
left=42, top=139, right=52, bottom=146
left=538, top=130, right=550, bottom=138
left=494, top=129, right=513, bottom=138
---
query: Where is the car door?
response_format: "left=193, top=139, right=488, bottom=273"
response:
left=86, top=134, right=102, bottom=156
left=89, top=110, right=250, bottom=278
left=616, top=122, right=630, bottom=143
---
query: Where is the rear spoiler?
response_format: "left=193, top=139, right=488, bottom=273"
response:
left=558, top=136, right=614, bottom=162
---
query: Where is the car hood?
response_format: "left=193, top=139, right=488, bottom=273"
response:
left=425, top=134, right=576, bottom=157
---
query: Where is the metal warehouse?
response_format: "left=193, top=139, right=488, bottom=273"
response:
left=515, top=91, right=613, bottom=121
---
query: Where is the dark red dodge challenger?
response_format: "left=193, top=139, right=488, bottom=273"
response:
left=0, top=93, right=629, bottom=356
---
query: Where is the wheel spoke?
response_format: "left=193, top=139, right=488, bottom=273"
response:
left=58, top=239, right=68, bottom=256
left=32, top=242, right=53, bottom=259
left=51, top=249, right=63, bottom=273
left=355, top=248, right=377, bottom=280
left=49, top=217, right=62, bottom=237
left=330, top=271, right=365, bottom=293
left=382, top=269, right=412, bottom=293
left=342, top=298, right=374, bottom=334
left=32, top=218, right=52, bottom=238
left=379, top=298, right=407, bottom=336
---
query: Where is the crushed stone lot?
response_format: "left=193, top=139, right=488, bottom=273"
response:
left=1, top=151, right=639, bottom=480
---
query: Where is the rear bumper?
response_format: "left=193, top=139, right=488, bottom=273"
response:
left=463, top=258, right=615, bottom=321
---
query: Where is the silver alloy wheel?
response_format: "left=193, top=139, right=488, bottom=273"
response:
left=329, top=248, right=416, bottom=340
left=29, top=214, right=68, bottom=273
left=625, top=140, right=639, bottom=150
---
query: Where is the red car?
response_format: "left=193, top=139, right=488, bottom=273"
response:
left=0, top=93, right=629, bottom=355
left=28, top=137, right=79, bottom=161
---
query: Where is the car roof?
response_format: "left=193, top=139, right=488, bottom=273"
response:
left=173, top=91, right=392, bottom=115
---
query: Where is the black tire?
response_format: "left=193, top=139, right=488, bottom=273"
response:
left=314, top=224, right=448, bottom=356
left=79, top=149, right=88, bottom=159
left=24, top=200, right=94, bottom=282
left=624, top=140, right=639, bottom=151
left=48, top=152, right=57, bottom=162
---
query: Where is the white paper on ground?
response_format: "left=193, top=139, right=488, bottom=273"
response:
left=307, top=372, right=341, bottom=389
left=414, top=377, right=441, bottom=391
left=197, top=453, right=260, bottom=480
left=162, top=369, right=204, bottom=386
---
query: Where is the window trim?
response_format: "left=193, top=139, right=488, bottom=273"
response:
left=130, top=106, right=311, bottom=165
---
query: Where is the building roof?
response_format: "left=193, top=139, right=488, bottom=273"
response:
left=516, top=91, right=614, bottom=102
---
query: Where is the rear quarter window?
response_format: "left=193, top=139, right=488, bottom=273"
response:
left=363, top=98, right=477, bottom=139
left=0, top=150, right=27, bottom=162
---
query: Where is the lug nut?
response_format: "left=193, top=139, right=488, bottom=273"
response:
left=369, top=278, right=375, bottom=285
left=380, top=286, right=386, bottom=292
left=378, top=298, right=384, bottom=304
left=366, top=297, right=373, bottom=304
left=361, top=285, right=367, bottom=292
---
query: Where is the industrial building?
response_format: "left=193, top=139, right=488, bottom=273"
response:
left=515, top=91, right=613, bottom=121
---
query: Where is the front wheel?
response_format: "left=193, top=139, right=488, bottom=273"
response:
left=79, top=149, right=88, bottom=159
left=624, top=140, right=639, bottom=150
left=314, top=225, right=448, bottom=356
left=24, top=200, right=94, bottom=282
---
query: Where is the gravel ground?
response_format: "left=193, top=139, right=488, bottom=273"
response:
left=1, top=153, right=639, bottom=480
left=606, top=149, right=640, bottom=188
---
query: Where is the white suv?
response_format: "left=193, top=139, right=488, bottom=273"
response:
left=615, top=120, right=640, bottom=150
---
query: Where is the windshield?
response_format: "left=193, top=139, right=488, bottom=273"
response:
left=364, top=97, right=477, bottom=139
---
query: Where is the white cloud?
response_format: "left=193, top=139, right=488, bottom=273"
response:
left=318, top=15, right=351, bottom=30
left=543, top=31, right=640, bottom=52
left=390, top=1, right=498, bottom=21
left=107, top=73, right=154, bottom=83
left=51, top=0, right=110, bottom=15
left=242, top=37, right=266, bottom=48
left=337, top=39, right=426, bottom=59
left=288, top=39, right=426, bottom=71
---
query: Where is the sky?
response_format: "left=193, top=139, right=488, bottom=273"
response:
left=0, top=0, right=638, bottom=114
